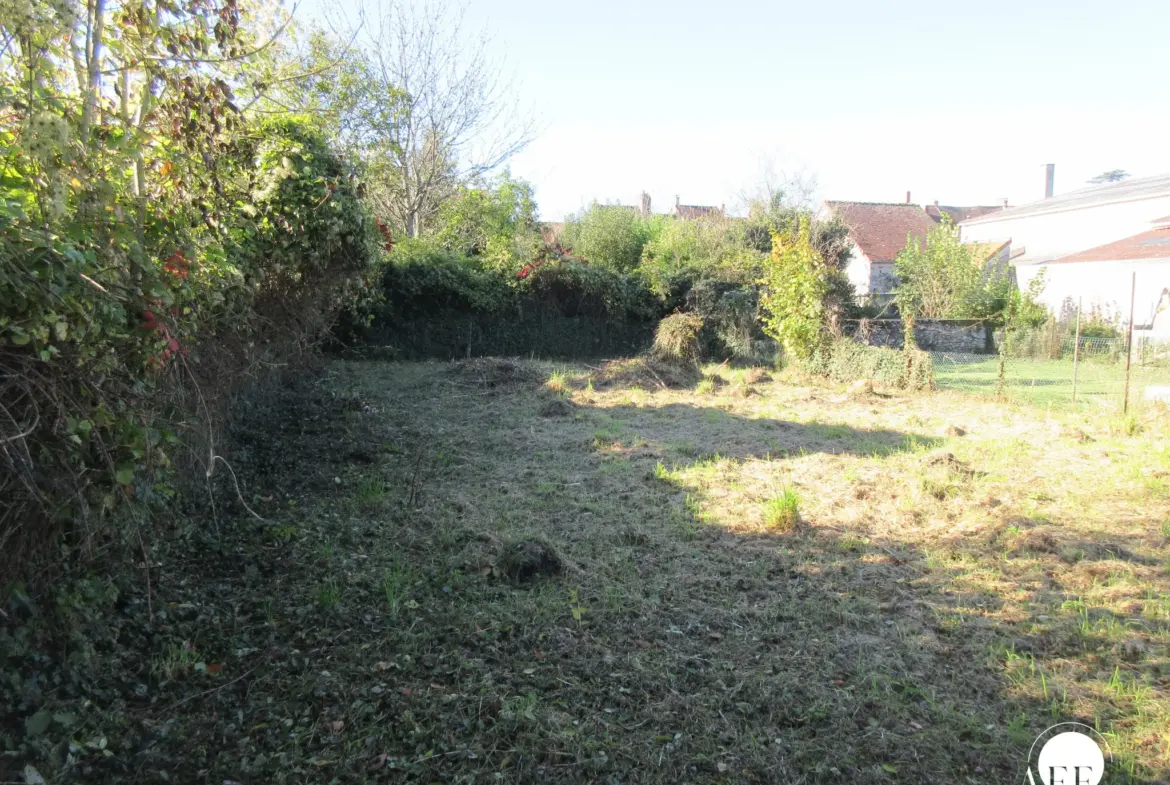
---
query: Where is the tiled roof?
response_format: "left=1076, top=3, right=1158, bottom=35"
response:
left=824, top=201, right=938, bottom=263
left=961, top=172, right=1170, bottom=226
left=926, top=204, right=1005, bottom=223
left=1050, top=226, right=1170, bottom=264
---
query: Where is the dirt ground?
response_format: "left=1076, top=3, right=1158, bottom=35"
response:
left=21, top=358, right=1170, bottom=784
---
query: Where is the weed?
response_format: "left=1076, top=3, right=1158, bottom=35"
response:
left=546, top=368, right=570, bottom=394
left=1115, top=411, right=1143, bottom=437
left=383, top=566, right=412, bottom=617
left=568, top=587, right=588, bottom=626
left=763, top=486, right=800, bottom=531
left=356, top=475, right=388, bottom=505
left=151, top=640, right=201, bottom=681
left=317, top=579, right=342, bottom=610
left=696, top=377, right=716, bottom=395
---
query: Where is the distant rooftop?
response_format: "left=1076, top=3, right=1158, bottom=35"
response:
left=961, top=172, right=1170, bottom=226
left=823, top=201, right=937, bottom=263
left=926, top=204, right=1005, bottom=223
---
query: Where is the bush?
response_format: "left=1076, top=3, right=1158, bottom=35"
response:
left=0, top=115, right=374, bottom=579
left=652, top=313, right=705, bottom=365
left=686, top=280, right=766, bottom=362
left=807, top=339, right=934, bottom=390
left=559, top=204, right=653, bottom=272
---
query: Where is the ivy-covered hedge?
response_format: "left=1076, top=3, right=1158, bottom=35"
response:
left=0, top=116, right=375, bottom=579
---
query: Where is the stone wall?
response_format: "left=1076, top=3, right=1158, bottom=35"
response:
left=843, top=319, right=992, bottom=353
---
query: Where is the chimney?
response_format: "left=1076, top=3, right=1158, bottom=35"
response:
left=906, top=191, right=911, bottom=204
left=1002, top=198, right=1009, bottom=208
left=1045, top=164, right=1055, bottom=198
left=674, top=194, right=680, bottom=215
left=640, top=191, right=651, bottom=217
left=720, top=203, right=725, bottom=216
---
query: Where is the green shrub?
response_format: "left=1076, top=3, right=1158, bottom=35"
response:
left=807, top=339, right=934, bottom=390
left=0, top=114, right=374, bottom=579
left=559, top=204, right=653, bottom=272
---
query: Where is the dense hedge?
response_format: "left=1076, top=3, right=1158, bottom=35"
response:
left=1, top=116, right=375, bottom=578
left=807, top=339, right=935, bottom=390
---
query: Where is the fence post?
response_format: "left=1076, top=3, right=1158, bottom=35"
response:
left=1072, top=297, right=1082, bottom=404
left=1123, top=272, right=1136, bottom=414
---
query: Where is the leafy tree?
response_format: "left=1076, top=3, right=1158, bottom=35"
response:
left=759, top=217, right=830, bottom=361
left=431, top=172, right=541, bottom=271
left=1089, top=170, right=1130, bottom=184
left=308, top=0, right=533, bottom=238
left=893, top=218, right=985, bottom=320
left=560, top=204, right=653, bottom=272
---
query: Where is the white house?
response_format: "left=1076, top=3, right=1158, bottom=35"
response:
left=1023, top=218, right=1170, bottom=338
left=959, top=173, right=1170, bottom=330
left=819, top=201, right=938, bottom=301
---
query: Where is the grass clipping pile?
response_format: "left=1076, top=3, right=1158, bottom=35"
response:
left=443, top=357, right=540, bottom=390
left=591, top=313, right=704, bottom=390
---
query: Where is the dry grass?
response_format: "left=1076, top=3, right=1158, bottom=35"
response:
left=46, top=358, right=1168, bottom=784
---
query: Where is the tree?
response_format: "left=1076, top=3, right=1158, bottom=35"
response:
left=559, top=204, right=652, bottom=272
left=893, top=218, right=984, bottom=320
left=431, top=171, right=541, bottom=271
left=759, top=216, right=830, bottom=361
left=315, top=1, right=534, bottom=238
left=1089, top=170, right=1130, bottom=184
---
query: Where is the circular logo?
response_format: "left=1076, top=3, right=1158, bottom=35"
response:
left=1026, top=724, right=1110, bottom=785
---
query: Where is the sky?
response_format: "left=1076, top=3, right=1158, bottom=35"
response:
left=298, top=0, right=1170, bottom=221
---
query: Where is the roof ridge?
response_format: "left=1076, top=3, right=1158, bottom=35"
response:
left=825, top=200, right=925, bottom=208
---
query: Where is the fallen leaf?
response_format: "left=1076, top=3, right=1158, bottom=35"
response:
left=708, top=632, right=723, bottom=641
left=206, top=663, right=223, bottom=674
left=330, top=720, right=345, bottom=732
left=401, top=688, right=413, bottom=696
left=374, top=662, right=391, bottom=671
left=635, top=640, right=651, bottom=649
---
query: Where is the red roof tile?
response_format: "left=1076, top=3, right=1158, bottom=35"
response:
left=825, top=201, right=938, bottom=263
left=1052, top=226, right=1170, bottom=263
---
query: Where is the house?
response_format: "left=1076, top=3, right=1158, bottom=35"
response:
left=1017, top=216, right=1170, bottom=337
left=673, top=195, right=725, bottom=220
left=959, top=171, right=1170, bottom=265
left=959, top=170, right=1170, bottom=328
left=819, top=200, right=938, bottom=301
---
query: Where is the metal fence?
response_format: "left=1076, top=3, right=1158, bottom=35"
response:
left=930, top=334, right=1170, bottom=411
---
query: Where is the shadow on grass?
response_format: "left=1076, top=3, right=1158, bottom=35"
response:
left=580, top=401, right=942, bottom=462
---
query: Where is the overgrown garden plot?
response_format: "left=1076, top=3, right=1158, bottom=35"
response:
left=12, top=359, right=1169, bottom=784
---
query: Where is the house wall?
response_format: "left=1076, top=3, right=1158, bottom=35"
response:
left=843, top=240, right=873, bottom=296
left=1016, top=259, right=1170, bottom=335
left=959, top=194, right=1170, bottom=261
left=870, top=262, right=896, bottom=295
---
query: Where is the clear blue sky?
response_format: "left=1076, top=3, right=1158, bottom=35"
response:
left=300, top=0, right=1170, bottom=220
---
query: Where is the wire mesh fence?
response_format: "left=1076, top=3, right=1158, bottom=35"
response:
left=930, top=333, right=1170, bottom=411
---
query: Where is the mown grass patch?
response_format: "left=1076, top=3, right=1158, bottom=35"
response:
left=10, top=359, right=1170, bottom=784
